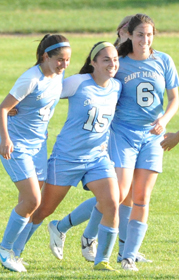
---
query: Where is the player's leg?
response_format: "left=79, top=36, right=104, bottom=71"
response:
left=57, top=196, right=97, bottom=234
left=80, top=156, right=120, bottom=271
left=87, top=177, right=120, bottom=272
left=34, top=182, right=71, bottom=260
left=46, top=157, right=88, bottom=260
left=0, top=176, right=41, bottom=272
left=121, top=169, right=158, bottom=271
left=118, top=187, right=151, bottom=263
left=13, top=181, right=44, bottom=257
left=121, top=131, right=164, bottom=270
left=115, top=167, right=134, bottom=260
left=117, top=186, right=133, bottom=262
left=81, top=201, right=102, bottom=261
left=13, top=143, right=47, bottom=257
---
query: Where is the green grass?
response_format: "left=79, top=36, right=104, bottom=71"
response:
left=0, top=1, right=179, bottom=33
left=0, top=0, right=178, bottom=9
left=0, top=34, right=179, bottom=279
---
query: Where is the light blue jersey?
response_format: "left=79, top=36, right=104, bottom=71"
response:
left=47, top=73, right=122, bottom=187
left=109, top=50, right=179, bottom=172
left=52, top=73, right=122, bottom=162
left=114, top=50, right=179, bottom=127
left=7, top=65, right=63, bottom=148
left=0, top=65, right=64, bottom=182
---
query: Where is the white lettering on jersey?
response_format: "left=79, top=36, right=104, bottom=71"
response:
left=124, top=72, right=140, bottom=83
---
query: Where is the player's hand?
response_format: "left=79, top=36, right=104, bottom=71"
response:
left=8, top=107, right=18, bottom=116
left=160, top=132, right=179, bottom=151
left=0, top=139, right=14, bottom=159
left=150, top=118, right=166, bottom=135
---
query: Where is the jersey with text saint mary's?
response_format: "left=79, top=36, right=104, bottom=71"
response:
left=113, top=50, right=179, bottom=127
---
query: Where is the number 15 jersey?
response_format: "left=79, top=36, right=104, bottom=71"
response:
left=114, top=50, right=179, bottom=127
left=52, top=73, right=122, bottom=162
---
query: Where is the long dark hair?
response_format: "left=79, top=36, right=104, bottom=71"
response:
left=79, top=41, right=106, bottom=74
left=118, top=14, right=156, bottom=57
left=35, top=34, right=70, bottom=65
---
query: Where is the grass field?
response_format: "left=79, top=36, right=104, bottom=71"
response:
left=0, top=1, right=179, bottom=33
left=0, top=33, right=179, bottom=279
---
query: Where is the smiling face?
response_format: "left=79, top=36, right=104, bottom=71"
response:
left=48, top=47, right=71, bottom=75
left=129, top=23, right=154, bottom=60
left=91, top=46, right=119, bottom=86
left=42, top=47, right=71, bottom=77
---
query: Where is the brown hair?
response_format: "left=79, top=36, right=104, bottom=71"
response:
left=114, top=15, right=133, bottom=47
left=79, top=41, right=107, bottom=74
left=35, top=34, right=70, bottom=65
left=118, top=14, right=156, bottom=57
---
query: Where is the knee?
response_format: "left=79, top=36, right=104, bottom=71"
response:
left=134, top=194, right=150, bottom=206
left=105, top=199, right=119, bottom=218
left=119, top=188, right=131, bottom=204
left=33, top=204, right=53, bottom=222
left=27, top=195, right=41, bottom=213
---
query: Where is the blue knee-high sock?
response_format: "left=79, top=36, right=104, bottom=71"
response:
left=25, top=222, right=43, bottom=244
left=1, top=209, right=30, bottom=250
left=122, top=219, right=148, bottom=261
left=83, top=206, right=102, bottom=239
left=95, top=224, right=118, bottom=265
left=119, top=204, right=132, bottom=256
left=57, top=197, right=97, bottom=233
left=13, top=222, right=33, bottom=256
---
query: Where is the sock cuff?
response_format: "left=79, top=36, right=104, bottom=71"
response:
left=12, top=209, right=30, bottom=224
left=32, top=221, right=43, bottom=229
left=98, top=224, right=118, bottom=233
left=94, top=206, right=102, bottom=215
left=129, top=219, right=148, bottom=231
left=120, top=204, right=132, bottom=211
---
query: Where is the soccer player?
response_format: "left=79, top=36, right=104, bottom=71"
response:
left=0, top=34, right=71, bottom=272
left=30, top=41, right=122, bottom=272
left=49, top=15, right=151, bottom=265
left=46, top=15, right=151, bottom=264
left=65, top=13, right=179, bottom=272
left=108, top=13, right=179, bottom=271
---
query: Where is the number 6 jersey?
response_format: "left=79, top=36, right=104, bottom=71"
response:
left=113, top=50, right=179, bottom=127
left=8, top=65, right=63, bottom=148
left=52, top=73, right=122, bottom=162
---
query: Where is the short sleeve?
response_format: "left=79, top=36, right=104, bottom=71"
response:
left=9, top=76, right=37, bottom=101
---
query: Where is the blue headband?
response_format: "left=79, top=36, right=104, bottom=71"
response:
left=45, top=42, right=70, bottom=53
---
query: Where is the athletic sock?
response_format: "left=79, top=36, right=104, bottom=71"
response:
left=70, top=197, right=97, bottom=226
left=1, top=208, right=30, bottom=250
left=83, top=206, right=102, bottom=239
left=119, top=204, right=132, bottom=256
left=25, top=222, right=43, bottom=244
left=13, top=222, right=33, bottom=256
left=57, top=197, right=97, bottom=233
left=94, top=224, right=118, bottom=265
left=122, top=219, right=148, bottom=261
